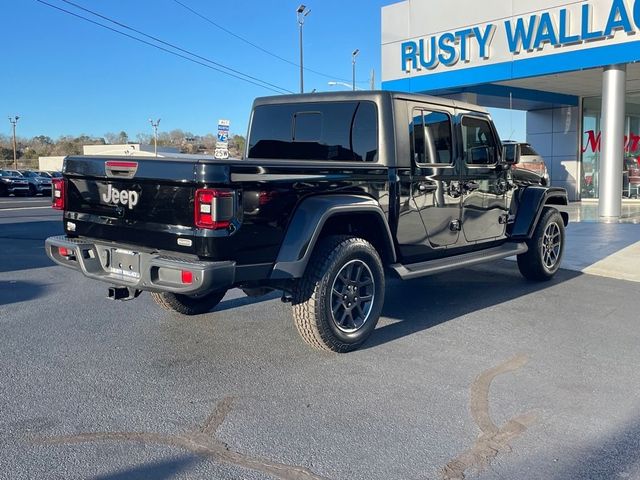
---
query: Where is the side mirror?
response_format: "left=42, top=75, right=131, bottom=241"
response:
left=502, top=143, right=520, bottom=164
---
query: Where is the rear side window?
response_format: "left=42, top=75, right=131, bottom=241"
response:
left=410, top=109, right=453, bottom=165
left=461, top=116, right=498, bottom=165
left=520, top=144, right=539, bottom=156
left=248, top=101, right=378, bottom=161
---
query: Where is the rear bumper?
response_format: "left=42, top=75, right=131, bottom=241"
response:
left=45, top=235, right=235, bottom=295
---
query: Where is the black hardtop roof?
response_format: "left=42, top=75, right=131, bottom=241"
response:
left=252, top=90, right=488, bottom=114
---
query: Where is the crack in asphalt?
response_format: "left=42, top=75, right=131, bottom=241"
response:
left=441, top=354, right=537, bottom=480
left=33, top=396, right=328, bottom=480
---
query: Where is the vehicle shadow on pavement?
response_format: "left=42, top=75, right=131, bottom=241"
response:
left=544, top=415, right=640, bottom=480
left=0, top=220, right=61, bottom=274
left=365, top=262, right=582, bottom=350
left=0, top=280, right=49, bottom=306
left=214, top=290, right=281, bottom=313
left=92, top=455, right=201, bottom=480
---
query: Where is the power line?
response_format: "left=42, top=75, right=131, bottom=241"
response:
left=55, top=0, right=292, bottom=94
left=171, top=0, right=357, bottom=84
left=57, top=0, right=292, bottom=94
left=36, top=0, right=292, bottom=95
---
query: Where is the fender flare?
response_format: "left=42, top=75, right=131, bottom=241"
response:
left=510, top=186, right=569, bottom=239
left=270, top=194, right=396, bottom=280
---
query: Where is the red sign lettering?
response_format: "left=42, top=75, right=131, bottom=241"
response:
left=583, top=130, right=640, bottom=153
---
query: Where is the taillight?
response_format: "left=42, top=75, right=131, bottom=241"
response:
left=194, top=188, right=234, bottom=229
left=52, top=178, right=65, bottom=210
left=58, top=247, right=71, bottom=257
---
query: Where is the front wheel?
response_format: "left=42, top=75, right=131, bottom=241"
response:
left=151, top=289, right=227, bottom=315
left=292, top=235, right=385, bottom=353
left=517, top=207, right=565, bottom=281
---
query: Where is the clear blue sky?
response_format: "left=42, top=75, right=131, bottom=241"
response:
left=3, top=0, right=526, bottom=141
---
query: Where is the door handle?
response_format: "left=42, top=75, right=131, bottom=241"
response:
left=417, top=183, right=437, bottom=193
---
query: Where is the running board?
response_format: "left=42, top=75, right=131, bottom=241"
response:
left=391, top=242, right=528, bottom=280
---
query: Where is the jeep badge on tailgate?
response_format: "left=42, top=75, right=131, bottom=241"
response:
left=102, top=184, right=139, bottom=209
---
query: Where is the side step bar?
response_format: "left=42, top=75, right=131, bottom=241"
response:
left=390, top=242, right=528, bottom=280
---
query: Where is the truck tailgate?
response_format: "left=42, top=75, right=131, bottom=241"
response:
left=63, top=156, right=228, bottom=255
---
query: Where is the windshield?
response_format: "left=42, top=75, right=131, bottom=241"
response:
left=20, top=171, right=37, bottom=177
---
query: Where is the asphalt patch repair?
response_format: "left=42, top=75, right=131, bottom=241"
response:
left=442, top=354, right=536, bottom=480
left=32, top=355, right=535, bottom=479
left=34, top=396, right=328, bottom=480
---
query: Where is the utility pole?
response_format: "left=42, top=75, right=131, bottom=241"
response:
left=370, top=69, right=375, bottom=90
left=297, top=5, right=310, bottom=94
left=352, top=49, right=360, bottom=91
left=8, top=116, right=19, bottom=169
left=148, top=118, right=161, bottom=157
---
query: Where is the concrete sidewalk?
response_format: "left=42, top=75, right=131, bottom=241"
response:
left=558, top=203, right=640, bottom=282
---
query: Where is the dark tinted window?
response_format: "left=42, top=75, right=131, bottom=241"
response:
left=462, top=116, right=498, bottom=165
left=410, top=109, right=453, bottom=165
left=520, top=144, right=539, bottom=156
left=248, top=101, right=378, bottom=161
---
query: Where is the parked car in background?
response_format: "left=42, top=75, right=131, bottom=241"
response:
left=0, top=170, right=29, bottom=196
left=504, top=141, right=550, bottom=185
left=18, top=170, right=52, bottom=196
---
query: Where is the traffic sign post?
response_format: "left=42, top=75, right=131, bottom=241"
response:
left=215, top=119, right=230, bottom=159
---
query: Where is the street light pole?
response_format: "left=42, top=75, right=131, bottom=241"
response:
left=8, top=116, right=19, bottom=169
left=352, top=49, right=360, bottom=92
left=148, top=118, right=161, bottom=157
left=297, top=5, right=310, bottom=94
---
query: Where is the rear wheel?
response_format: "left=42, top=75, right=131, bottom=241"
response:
left=292, top=235, right=385, bottom=353
left=517, top=207, right=565, bottom=281
left=151, top=289, right=227, bottom=315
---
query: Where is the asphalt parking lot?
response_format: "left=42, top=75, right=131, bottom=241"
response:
left=1, top=197, right=640, bottom=480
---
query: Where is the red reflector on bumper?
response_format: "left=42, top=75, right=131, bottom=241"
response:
left=181, top=270, right=193, bottom=284
left=58, top=247, right=71, bottom=256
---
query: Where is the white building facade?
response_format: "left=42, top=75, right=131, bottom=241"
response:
left=382, top=0, right=640, bottom=218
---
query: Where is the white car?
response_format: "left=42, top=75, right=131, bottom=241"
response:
left=506, top=142, right=550, bottom=185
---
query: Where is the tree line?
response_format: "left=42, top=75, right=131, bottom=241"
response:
left=0, top=129, right=246, bottom=166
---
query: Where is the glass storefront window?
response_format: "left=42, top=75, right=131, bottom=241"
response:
left=581, top=92, right=640, bottom=199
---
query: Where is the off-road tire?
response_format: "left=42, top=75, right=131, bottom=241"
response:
left=517, top=207, right=565, bottom=281
left=151, top=289, right=227, bottom=315
left=292, top=235, right=385, bottom=353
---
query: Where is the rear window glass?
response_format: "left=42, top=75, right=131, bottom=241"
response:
left=520, top=144, right=539, bottom=156
left=248, top=101, right=378, bottom=162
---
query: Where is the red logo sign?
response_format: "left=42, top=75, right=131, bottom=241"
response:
left=582, top=130, right=640, bottom=154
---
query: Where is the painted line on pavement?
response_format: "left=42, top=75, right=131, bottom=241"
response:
left=0, top=206, right=54, bottom=211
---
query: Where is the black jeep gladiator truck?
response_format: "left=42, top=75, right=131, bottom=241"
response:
left=46, top=91, right=568, bottom=352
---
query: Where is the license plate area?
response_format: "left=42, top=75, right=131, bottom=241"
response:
left=110, top=248, right=141, bottom=279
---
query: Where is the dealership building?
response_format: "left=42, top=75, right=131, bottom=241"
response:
left=382, top=0, right=640, bottom=219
